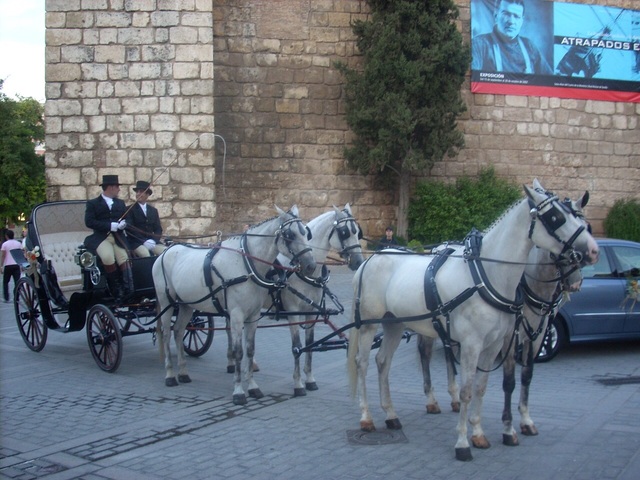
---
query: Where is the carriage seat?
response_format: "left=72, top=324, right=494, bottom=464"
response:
left=39, top=232, right=85, bottom=292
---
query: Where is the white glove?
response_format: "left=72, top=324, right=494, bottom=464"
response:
left=110, top=222, right=119, bottom=232
left=143, top=239, right=156, bottom=250
left=117, top=220, right=127, bottom=230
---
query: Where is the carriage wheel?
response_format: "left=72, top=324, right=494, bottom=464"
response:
left=183, top=314, right=214, bottom=357
left=86, top=304, right=123, bottom=372
left=14, top=277, right=48, bottom=352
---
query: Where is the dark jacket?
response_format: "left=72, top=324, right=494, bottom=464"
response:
left=125, top=203, right=162, bottom=249
left=471, top=27, right=552, bottom=75
left=84, top=196, right=128, bottom=252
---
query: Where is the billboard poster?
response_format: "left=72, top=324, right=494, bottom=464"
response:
left=470, top=0, right=640, bottom=102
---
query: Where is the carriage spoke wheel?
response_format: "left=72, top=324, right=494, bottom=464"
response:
left=86, top=304, right=123, bottom=372
left=183, top=314, right=214, bottom=357
left=14, top=277, right=48, bottom=352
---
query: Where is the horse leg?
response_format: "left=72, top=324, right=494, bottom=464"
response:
left=303, top=320, right=317, bottom=391
left=454, top=344, right=481, bottom=461
left=160, top=306, right=178, bottom=387
left=447, top=344, right=461, bottom=412
left=519, top=340, right=539, bottom=436
left=225, top=317, right=235, bottom=373
left=417, top=335, right=440, bottom=414
left=244, top=320, right=263, bottom=400
left=347, top=324, right=378, bottom=432
left=377, top=323, right=404, bottom=430
left=468, top=368, right=491, bottom=450
left=172, top=307, right=193, bottom=384
left=289, top=322, right=306, bottom=397
left=228, top=312, right=246, bottom=405
left=501, top=337, right=519, bottom=446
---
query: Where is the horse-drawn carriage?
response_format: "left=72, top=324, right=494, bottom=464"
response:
left=12, top=200, right=364, bottom=398
left=12, top=200, right=214, bottom=373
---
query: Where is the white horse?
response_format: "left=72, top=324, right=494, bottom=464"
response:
left=224, top=205, right=365, bottom=396
left=153, top=206, right=316, bottom=405
left=347, top=180, right=599, bottom=461
left=417, top=193, right=590, bottom=446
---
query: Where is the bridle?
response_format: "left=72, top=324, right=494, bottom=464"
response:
left=527, top=188, right=586, bottom=267
left=275, top=215, right=313, bottom=268
left=328, top=209, right=363, bottom=260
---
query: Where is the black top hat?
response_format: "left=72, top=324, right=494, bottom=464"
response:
left=133, top=180, right=153, bottom=196
left=100, top=175, right=120, bottom=187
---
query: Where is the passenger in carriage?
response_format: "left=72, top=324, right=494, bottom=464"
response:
left=126, top=180, right=166, bottom=258
left=84, top=174, right=132, bottom=301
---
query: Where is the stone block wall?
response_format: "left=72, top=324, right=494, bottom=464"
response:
left=45, top=0, right=215, bottom=238
left=212, top=0, right=639, bottom=239
left=45, top=0, right=639, bottom=241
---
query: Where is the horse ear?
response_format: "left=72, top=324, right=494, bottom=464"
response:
left=275, top=205, right=286, bottom=216
left=344, top=203, right=351, bottom=213
left=580, top=191, right=590, bottom=208
left=290, top=204, right=299, bottom=217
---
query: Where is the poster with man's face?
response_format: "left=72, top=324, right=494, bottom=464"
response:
left=470, top=0, right=640, bottom=103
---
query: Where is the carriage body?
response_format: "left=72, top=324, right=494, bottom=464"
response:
left=13, top=200, right=213, bottom=372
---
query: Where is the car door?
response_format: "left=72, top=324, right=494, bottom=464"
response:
left=562, top=246, right=627, bottom=338
left=609, top=244, right=640, bottom=333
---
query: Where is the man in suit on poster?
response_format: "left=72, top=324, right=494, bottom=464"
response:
left=472, top=0, right=552, bottom=75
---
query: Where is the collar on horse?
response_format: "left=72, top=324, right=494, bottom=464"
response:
left=464, top=229, right=525, bottom=314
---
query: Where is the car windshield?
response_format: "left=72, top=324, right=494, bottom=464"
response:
left=581, top=248, right=612, bottom=278
left=613, top=246, right=640, bottom=277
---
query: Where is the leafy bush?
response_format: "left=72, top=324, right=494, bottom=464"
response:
left=408, top=168, right=521, bottom=244
left=603, top=198, right=640, bottom=242
left=406, top=239, right=424, bottom=253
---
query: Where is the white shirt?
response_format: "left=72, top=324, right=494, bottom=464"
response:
left=101, top=194, right=114, bottom=210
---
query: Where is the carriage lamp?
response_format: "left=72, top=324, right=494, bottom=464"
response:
left=74, top=245, right=95, bottom=268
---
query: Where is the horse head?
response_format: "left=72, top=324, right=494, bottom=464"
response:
left=524, top=179, right=599, bottom=269
left=329, top=203, right=365, bottom=271
left=275, top=205, right=316, bottom=277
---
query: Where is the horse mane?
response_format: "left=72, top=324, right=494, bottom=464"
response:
left=481, top=197, right=526, bottom=235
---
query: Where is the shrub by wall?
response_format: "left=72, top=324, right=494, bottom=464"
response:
left=408, top=168, right=521, bottom=244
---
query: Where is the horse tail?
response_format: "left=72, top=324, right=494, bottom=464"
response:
left=347, top=326, right=360, bottom=398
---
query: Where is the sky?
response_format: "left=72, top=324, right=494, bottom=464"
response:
left=0, top=0, right=45, bottom=102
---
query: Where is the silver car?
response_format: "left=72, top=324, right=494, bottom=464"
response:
left=536, top=238, right=640, bottom=362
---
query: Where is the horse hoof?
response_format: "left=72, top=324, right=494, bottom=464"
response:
left=521, top=424, right=539, bottom=436
left=294, top=388, right=307, bottom=397
left=251, top=362, right=260, bottom=372
left=305, top=382, right=318, bottom=391
left=385, top=418, right=402, bottom=430
left=165, top=377, right=178, bottom=387
left=426, top=403, right=441, bottom=414
left=360, top=421, right=376, bottom=432
left=248, top=388, right=264, bottom=399
left=178, top=374, right=192, bottom=383
left=233, top=394, right=247, bottom=405
left=226, top=365, right=235, bottom=374
left=455, top=447, right=473, bottom=461
left=451, top=401, right=461, bottom=413
left=502, top=433, right=519, bottom=446
left=471, top=435, right=491, bottom=449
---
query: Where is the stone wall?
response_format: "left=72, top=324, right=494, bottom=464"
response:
left=45, top=0, right=639, bottom=240
left=44, top=0, right=216, bottom=238
left=212, top=0, right=639, bottom=238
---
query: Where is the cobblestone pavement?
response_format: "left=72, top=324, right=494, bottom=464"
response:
left=1, top=265, right=640, bottom=479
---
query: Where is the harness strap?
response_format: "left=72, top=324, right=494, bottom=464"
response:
left=466, top=229, right=524, bottom=314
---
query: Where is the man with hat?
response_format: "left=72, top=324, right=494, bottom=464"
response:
left=126, top=180, right=166, bottom=258
left=84, top=174, right=132, bottom=301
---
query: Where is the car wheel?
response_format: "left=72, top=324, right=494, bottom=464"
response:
left=536, top=315, right=566, bottom=363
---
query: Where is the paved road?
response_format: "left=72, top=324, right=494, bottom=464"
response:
left=1, top=265, right=640, bottom=479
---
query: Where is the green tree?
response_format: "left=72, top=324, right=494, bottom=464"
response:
left=0, top=80, right=46, bottom=224
left=335, top=0, right=470, bottom=237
